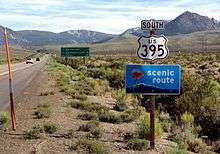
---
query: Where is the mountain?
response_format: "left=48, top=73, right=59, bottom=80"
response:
left=165, top=11, right=217, bottom=35
left=58, top=30, right=114, bottom=44
left=0, top=26, right=29, bottom=47
left=121, top=11, right=218, bottom=37
left=0, top=11, right=219, bottom=46
left=0, top=28, right=115, bottom=46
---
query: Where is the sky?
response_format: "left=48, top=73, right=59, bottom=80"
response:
left=0, top=0, right=220, bottom=34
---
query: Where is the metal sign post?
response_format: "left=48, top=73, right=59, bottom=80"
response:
left=149, top=29, right=155, bottom=149
left=125, top=19, right=181, bottom=151
left=3, top=28, right=16, bottom=131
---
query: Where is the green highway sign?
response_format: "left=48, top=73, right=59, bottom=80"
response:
left=61, top=47, right=90, bottom=57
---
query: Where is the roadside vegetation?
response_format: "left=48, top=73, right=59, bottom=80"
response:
left=1, top=52, right=218, bottom=153
left=42, top=52, right=220, bottom=153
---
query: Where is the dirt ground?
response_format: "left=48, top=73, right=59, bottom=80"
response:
left=0, top=67, right=170, bottom=154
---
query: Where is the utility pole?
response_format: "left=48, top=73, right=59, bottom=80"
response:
left=3, top=28, right=16, bottom=131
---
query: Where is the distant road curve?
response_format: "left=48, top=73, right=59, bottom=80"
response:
left=0, top=55, right=49, bottom=110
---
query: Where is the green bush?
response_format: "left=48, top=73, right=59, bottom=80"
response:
left=99, top=111, right=122, bottom=124
left=34, top=107, right=51, bottom=119
left=127, top=139, right=150, bottom=151
left=43, top=123, right=58, bottom=134
left=137, top=113, right=163, bottom=140
left=159, top=112, right=172, bottom=132
left=78, top=120, right=99, bottom=132
left=169, top=126, right=194, bottom=149
left=37, top=103, right=51, bottom=108
left=166, top=146, right=188, bottom=154
left=70, top=100, right=109, bottom=113
left=76, top=139, right=109, bottom=154
left=187, top=138, right=208, bottom=153
left=72, top=94, right=88, bottom=101
left=78, top=112, right=98, bottom=121
left=159, top=72, right=220, bottom=140
left=120, top=109, right=142, bottom=123
left=23, top=125, right=43, bottom=139
left=114, top=101, right=127, bottom=112
left=0, top=112, right=9, bottom=129
left=86, top=127, right=102, bottom=139
left=104, top=68, right=124, bottom=89
left=64, top=129, right=75, bottom=139
left=181, top=112, right=194, bottom=127
left=78, top=120, right=102, bottom=139
left=123, top=132, right=137, bottom=141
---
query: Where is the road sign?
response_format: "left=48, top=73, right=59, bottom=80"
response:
left=125, top=64, right=181, bottom=95
left=61, top=47, right=89, bottom=57
left=141, top=20, right=164, bottom=30
left=137, top=35, right=169, bottom=60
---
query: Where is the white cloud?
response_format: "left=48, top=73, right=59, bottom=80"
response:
left=0, top=0, right=219, bottom=34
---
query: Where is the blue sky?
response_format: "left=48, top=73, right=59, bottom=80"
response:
left=0, top=0, right=219, bottom=34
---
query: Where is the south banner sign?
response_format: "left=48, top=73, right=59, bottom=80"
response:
left=125, top=64, right=181, bottom=95
left=141, top=20, right=164, bottom=30
left=137, top=35, right=169, bottom=60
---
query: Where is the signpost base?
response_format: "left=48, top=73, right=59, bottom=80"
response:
left=150, top=96, right=155, bottom=149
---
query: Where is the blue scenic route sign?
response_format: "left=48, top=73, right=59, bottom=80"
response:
left=125, top=64, right=181, bottom=95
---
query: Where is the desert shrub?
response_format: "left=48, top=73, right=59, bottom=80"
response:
left=137, top=113, right=163, bottom=140
left=123, top=132, right=137, bottom=141
left=72, top=94, right=88, bottom=101
left=40, top=90, right=54, bottom=96
left=159, top=72, right=220, bottom=140
left=86, top=127, right=102, bottom=139
left=85, top=68, right=105, bottom=79
left=70, top=100, right=109, bottom=113
left=79, top=120, right=99, bottom=132
left=159, top=112, right=172, bottom=132
left=76, top=139, right=109, bottom=154
left=23, top=125, right=43, bottom=139
left=0, top=112, right=9, bottom=129
left=78, top=120, right=102, bottom=139
left=37, top=103, right=51, bottom=108
left=187, top=138, right=210, bottom=153
left=181, top=112, right=194, bottom=127
left=99, top=111, right=122, bottom=124
left=64, top=129, right=75, bottom=139
left=213, top=140, right=220, bottom=153
left=70, top=100, right=87, bottom=109
left=104, top=68, right=124, bottom=89
left=78, top=112, right=98, bottom=121
left=127, top=139, right=150, bottom=151
left=169, top=124, right=211, bottom=153
left=34, top=106, right=51, bottom=119
left=114, top=102, right=127, bottom=112
left=169, top=125, right=195, bottom=150
left=166, top=145, right=187, bottom=154
left=43, top=123, right=58, bottom=134
left=92, top=79, right=110, bottom=96
left=120, top=109, right=141, bottom=123
left=73, top=79, right=96, bottom=95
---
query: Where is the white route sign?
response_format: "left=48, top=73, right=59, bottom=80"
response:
left=137, top=35, right=169, bottom=60
left=141, top=20, right=164, bottom=30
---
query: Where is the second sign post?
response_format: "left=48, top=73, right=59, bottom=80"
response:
left=125, top=20, right=181, bottom=150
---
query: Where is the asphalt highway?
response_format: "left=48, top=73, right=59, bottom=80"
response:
left=0, top=55, right=48, bottom=111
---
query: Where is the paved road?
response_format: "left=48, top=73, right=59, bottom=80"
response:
left=0, top=55, right=48, bottom=111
